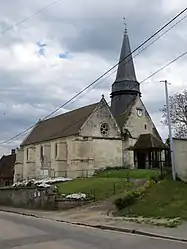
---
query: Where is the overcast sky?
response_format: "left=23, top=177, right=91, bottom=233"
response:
left=0, top=0, right=187, bottom=155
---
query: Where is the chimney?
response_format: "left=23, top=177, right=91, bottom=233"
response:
left=11, top=149, right=16, bottom=154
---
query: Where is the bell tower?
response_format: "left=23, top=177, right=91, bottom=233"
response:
left=111, top=20, right=141, bottom=117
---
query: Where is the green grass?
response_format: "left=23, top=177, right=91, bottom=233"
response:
left=56, top=178, right=132, bottom=200
left=123, top=180, right=187, bottom=219
left=95, top=169, right=160, bottom=179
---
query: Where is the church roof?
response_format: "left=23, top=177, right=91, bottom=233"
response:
left=21, top=103, right=98, bottom=146
left=133, top=134, right=166, bottom=150
left=111, top=26, right=140, bottom=118
left=115, top=28, right=137, bottom=82
left=115, top=98, right=136, bottom=128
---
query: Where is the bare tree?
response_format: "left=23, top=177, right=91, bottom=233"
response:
left=161, top=89, right=187, bottom=138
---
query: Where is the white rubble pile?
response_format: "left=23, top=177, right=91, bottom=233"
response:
left=65, top=193, right=87, bottom=199
left=37, top=183, right=51, bottom=188
left=12, top=177, right=72, bottom=188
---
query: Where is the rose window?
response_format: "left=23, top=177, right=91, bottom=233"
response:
left=100, top=123, right=109, bottom=135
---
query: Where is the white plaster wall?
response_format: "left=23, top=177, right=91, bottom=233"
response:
left=14, top=148, right=24, bottom=183
left=92, top=139, right=122, bottom=168
left=23, top=145, right=36, bottom=180
left=20, top=135, right=123, bottom=180
left=124, top=138, right=137, bottom=168
left=21, top=137, right=71, bottom=180
left=173, top=138, right=187, bottom=182
left=125, top=96, right=156, bottom=139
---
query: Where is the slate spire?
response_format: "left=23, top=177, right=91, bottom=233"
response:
left=115, top=26, right=137, bottom=82
left=111, top=21, right=140, bottom=118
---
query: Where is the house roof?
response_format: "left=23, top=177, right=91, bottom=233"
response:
left=133, top=133, right=166, bottom=150
left=21, top=102, right=98, bottom=146
left=0, top=154, right=16, bottom=179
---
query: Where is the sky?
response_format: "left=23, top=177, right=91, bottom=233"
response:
left=0, top=0, right=187, bottom=156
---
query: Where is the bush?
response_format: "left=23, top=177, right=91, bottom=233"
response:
left=114, top=180, right=155, bottom=210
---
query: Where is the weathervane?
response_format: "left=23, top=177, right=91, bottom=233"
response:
left=123, top=17, right=127, bottom=33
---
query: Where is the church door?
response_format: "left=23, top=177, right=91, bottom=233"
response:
left=137, top=151, right=146, bottom=169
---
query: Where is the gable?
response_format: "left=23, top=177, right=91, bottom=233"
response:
left=123, top=96, right=161, bottom=140
left=80, top=98, right=121, bottom=138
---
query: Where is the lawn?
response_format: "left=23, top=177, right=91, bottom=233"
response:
left=122, top=180, right=187, bottom=219
left=56, top=177, right=132, bottom=200
left=95, top=168, right=160, bottom=179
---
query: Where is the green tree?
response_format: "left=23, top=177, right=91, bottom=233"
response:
left=161, top=90, right=187, bottom=138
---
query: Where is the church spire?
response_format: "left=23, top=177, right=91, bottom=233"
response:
left=111, top=19, right=140, bottom=118
left=115, top=18, right=137, bottom=82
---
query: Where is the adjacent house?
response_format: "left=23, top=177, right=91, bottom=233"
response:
left=14, top=26, right=167, bottom=182
left=0, top=149, right=16, bottom=186
left=172, top=138, right=187, bottom=182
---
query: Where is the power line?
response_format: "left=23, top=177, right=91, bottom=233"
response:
left=1, top=7, right=187, bottom=145
left=37, top=6, right=187, bottom=120
left=30, top=49, right=187, bottom=142
left=2, top=47, right=187, bottom=146
left=140, top=51, right=187, bottom=83
left=95, top=13, right=187, bottom=86
left=0, top=0, right=61, bottom=37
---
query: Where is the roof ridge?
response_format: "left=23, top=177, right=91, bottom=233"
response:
left=40, top=102, right=99, bottom=123
left=21, top=102, right=99, bottom=146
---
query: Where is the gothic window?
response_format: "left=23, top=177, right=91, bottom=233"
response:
left=100, top=123, right=109, bottom=135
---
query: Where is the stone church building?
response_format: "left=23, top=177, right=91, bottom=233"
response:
left=14, top=28, right=166, bottom=182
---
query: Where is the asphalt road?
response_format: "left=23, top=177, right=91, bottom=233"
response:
left=0, top=211, right=186, bottom=249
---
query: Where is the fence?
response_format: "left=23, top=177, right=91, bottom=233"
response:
left=53, top=169, right=97, bottom=178
left=53, top=166, right=125, bottom=179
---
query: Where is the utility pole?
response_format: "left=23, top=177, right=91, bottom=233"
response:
left=160, top=80, right=176, bottom=180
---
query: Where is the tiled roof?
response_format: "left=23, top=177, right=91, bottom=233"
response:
left=21, top=103, right=98, bottom=146
left=133, top=133, right=166, bottom=150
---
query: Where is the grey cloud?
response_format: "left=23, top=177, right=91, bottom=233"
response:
left=0, top=0, right=186, bottom=155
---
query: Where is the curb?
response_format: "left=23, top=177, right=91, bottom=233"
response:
left=0, top=208, right=187, bottom=243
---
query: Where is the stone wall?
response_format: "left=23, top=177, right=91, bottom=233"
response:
left=55, top=197, right=89, bottom=210
left=125, top=96, right=155, bottom=139
left=124, top=96, right=158, bottom=168
left=0, top=186, right=56, bottom=210
left=0, top=186, right=92, bottom=210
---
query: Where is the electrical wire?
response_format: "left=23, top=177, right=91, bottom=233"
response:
left=0, top=0, right=62, bottom=37
left=1, top=7, right=187, bottom=144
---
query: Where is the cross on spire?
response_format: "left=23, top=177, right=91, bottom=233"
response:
left=123, top=17, right=127, bottom=34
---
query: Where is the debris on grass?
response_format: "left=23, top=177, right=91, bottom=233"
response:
left=12, top=177, right=72, bottom=188
left=65, top=193, right=87, bottom=199
left=122, top=216, right=182, bottom=228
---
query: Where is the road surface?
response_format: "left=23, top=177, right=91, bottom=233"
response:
left=0, top=211, right=186, bottom=249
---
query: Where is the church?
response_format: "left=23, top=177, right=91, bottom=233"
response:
left=14, top=27, right=166, bottom=182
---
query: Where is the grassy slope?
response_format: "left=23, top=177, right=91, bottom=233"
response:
left=124, top=180, right=187, bottom=219
left=56, top=178, right=132, bottom=200
left=95, top=169, right=159, bottom=179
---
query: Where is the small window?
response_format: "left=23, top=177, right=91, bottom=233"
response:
left=100, top=123, right=109, bottom=135
left=145, top=124, right=147, bottom=130
left=26, top=148, right=29, bottom=160
left=55, top=143, right=58, bottom=157
left=40, top=146, right=44, bottom=161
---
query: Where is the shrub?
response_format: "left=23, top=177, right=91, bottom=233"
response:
left=114, top=180, right=155, bottom=210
